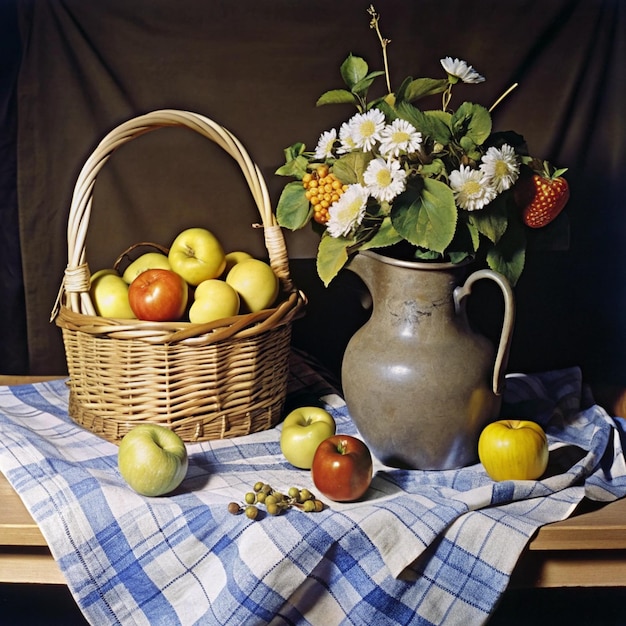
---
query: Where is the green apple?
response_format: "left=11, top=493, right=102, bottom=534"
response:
left=168, top=227, right=226, bottom=286
left=478, top=419, right=549, bottom=481
left=189, top=279, right=240, bottom=323
left=225, top=258, right=279, bottom=313
left=222, top=250, right=253, bottom=277
left=122, top=252, right=171, bottom=284
left=118, top=424, right=188, bottom=497
left=90, top=269, right=136, bottom=318
left=280, top=406, right=336, bottom=469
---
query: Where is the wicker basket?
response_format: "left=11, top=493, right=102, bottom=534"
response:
left=52, top=109, right=306, bottom=443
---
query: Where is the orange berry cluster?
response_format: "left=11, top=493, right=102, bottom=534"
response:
left=302, top=165, right=348, bottom=225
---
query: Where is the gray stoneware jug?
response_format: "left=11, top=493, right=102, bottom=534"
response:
left=341, top=250, right=515, bottom=470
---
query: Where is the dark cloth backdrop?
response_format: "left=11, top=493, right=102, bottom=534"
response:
left=2, top=0, right=625, bottom=382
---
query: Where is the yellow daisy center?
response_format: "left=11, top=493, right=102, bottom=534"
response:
left=463, top=180, right=482, bottom=196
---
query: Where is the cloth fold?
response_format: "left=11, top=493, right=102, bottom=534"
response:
left=0, top=357, right=625, bottom=626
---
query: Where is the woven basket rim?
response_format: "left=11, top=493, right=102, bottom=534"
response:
left=51, top=108, right=305, bottom=339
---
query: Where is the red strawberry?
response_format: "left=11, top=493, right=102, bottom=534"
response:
left=515, top=162, right=569, bottom=229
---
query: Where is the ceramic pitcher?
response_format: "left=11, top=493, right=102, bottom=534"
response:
left=341, top=250, right=515, bottom=470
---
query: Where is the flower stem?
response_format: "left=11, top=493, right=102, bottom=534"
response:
left=442, top=85, right=453, bottom=111
left=489, top=83, right=519, bottom=112
left=368, top=5, right=392, bottom=95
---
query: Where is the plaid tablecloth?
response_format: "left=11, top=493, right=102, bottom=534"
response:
left=1, top=351, right=625, bottom=626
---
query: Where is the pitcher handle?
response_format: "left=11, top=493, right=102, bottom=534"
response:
left=453, top=269, right=515, bottom=396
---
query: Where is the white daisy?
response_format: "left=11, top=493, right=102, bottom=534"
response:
left=378, top=119, right=423, bottom=158
left=363, top=157, right=407, bottom=202
left=479, top=144, right=520, bottom=193
left=313, top=128, right=338, bottom=160
left=440, top=57, right=485, bottom=84
left=337, top=121, right=358, bottom=154
left=326, top=184, right=369, bottom=237
left=346, top=109, right=386, bottom=152
left=449, top=165, right=496, bottom=211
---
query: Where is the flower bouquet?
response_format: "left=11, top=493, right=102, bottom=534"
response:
left=275, top=6, right=569, bottom=287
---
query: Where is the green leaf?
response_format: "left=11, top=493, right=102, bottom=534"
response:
left=275, top=154, right=310, bottom=178
left=276, top=181, right=312, bottom=230
left=486, top=217, right=527, bottom=286
left=448, top=213, right=480, bottom=255
left=316, top=89, right=358, bottom=107
left=316, top=232, right=352, bottom=286
left=352, top=70, right=386, bottom=95
left=451, top=102, right=492, bottom=146
left=459, top=135, right=481, bottom=161
left=360, top=217, right=403, bottom=250
left=468, top=196, right=509, bottom=244
left=390, top=178, right=457, bottom=253
left=447, top=250, right=474, bottom=264
left=403, top=78, right=448, bottom=102
left=396, top=102, right=452, bottom=144
left=395, top=76, right=414, bottom=104
left=422, top=110, right=453, bottom=144
left=283, top=142, right=306, bottom=162
left=340, top=55, right=369, bottom=90
left=419, top=158, right=447, bottom=178
left=332, top=152, right=373, bottom=185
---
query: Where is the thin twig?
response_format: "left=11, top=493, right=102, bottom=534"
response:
left=368, top=5, right=392, bottom=94
left=489, top=83, right=519, bottom=112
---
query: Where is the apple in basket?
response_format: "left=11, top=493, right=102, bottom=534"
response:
left=122, top=251, right=172, bottom=284
left=478, top=419, right=549, bottom=481
left=168, top=227, right=226, bottom=286
left=221, top=250, right=253, bottom=277
left=118, top=424, right=188, bottom=497
left=311, top=434, right=373, bottom=502
left=280, top=406, right=336, bottom=469
left=189, top=279, right=241, bottom=324
left=128, top=268, right=189, bottom=321
left=225, top=258, right=279, bottom=313
left=90, top=269, right=136, bottom=319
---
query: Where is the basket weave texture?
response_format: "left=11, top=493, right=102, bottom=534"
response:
left=52, top=109, right=305, bottom=443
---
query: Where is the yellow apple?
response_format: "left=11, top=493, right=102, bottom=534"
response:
left=280, top=406, right=336, bottom=469
left=478, top=419, right=549, bottom=481
left=189, top=279, right=241, bottom=323
left=168, top=227, right=226, bottom=286
left=222, top=251, right=253, bottom=276
left=225, top=258, right=279, bottom=313
left=90, top=269, right=136, bottom=318
left=122, top=252, right=171, bottom=284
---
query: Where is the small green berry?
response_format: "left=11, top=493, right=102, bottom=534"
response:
left=244, top=492, right=256, bottom=505
left=245, top=505, right=259, bottom=520
left=266, top=502, right=280, bottom=516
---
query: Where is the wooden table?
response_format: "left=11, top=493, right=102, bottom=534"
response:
left=1, top=376, right=626, bottom=588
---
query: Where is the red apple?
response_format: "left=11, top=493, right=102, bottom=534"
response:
left=311, top=434, right=373, bottom=502
left=128, top=268, right=188, bottom=322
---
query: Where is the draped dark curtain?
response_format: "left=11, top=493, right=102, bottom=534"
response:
left=2, top=0, right=625, bottom=383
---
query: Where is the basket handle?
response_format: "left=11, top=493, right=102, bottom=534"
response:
left=53, top=109, right=294, bottom=319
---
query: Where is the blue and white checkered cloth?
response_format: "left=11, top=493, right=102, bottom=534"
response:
left=0, top=353, right=625, bottom=626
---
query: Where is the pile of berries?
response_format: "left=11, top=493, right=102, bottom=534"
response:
left=228, top=482, right=325, bottom=520
left=302, top=165, right=348, bottom=225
